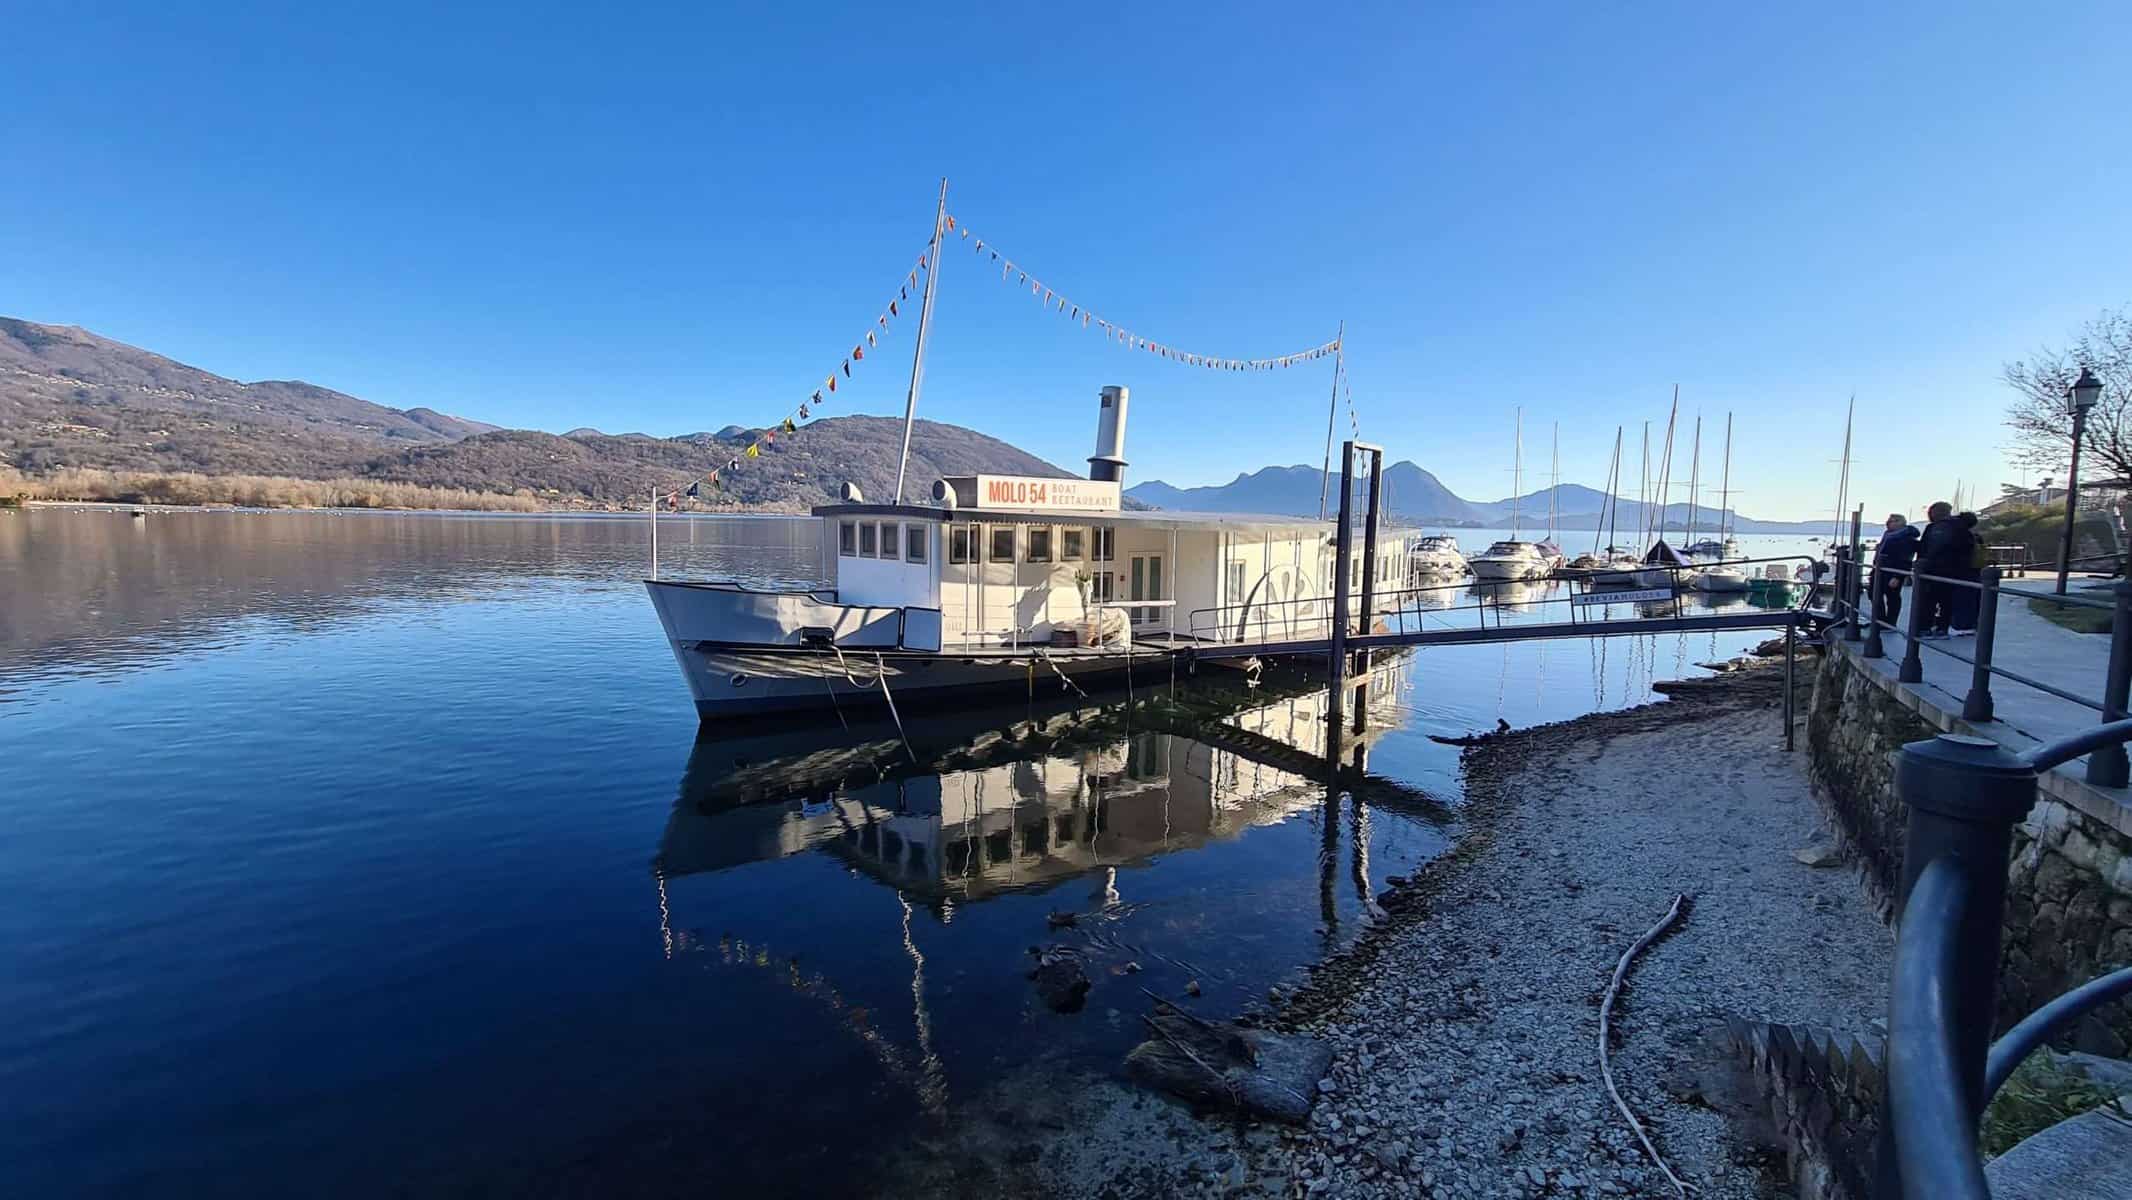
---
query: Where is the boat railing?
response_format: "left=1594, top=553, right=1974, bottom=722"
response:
left=1835, top=545, right=2131, bottom=786
left=1184, top=554, right=1821, bottom=646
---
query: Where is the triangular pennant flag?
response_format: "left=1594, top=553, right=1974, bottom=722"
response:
left=918, top=253, right=927, bottom=269
left=900, top=287, right=908, bottom=302
left=866, top=331, right=876, bottom=348
left=852, top=345, right=864, bottom=361
left=828, top=376, right=838, bottom=393
left=959, top=227, right=970, bottom=239
left=943, top=215, right=955, bottom=231
left=877, top=315, right=887, bottom=328
left=976, top=240, right=984, bottom=252
left=728, top=457, right=740, bottom=470
left=781, top=418, right=796, bottom=434
left=745, top=444, right=760, bottom=458
left=889, top=300, right=899, bottom=317
left=841, top=361, right=851, bottom=377
left=686, top=482, right=700, bottom=499
left=798, top=404, right=810, bottom=420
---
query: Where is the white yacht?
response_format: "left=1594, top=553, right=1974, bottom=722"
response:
left=1406, top=534, right=1468, bottom=579
left=1468, top=540, right=1549, bottom=581
left=646, top=388, right=1405, bottom=723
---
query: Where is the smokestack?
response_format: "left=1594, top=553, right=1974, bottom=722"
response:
left=1089, top=385, right=1129, bottom=484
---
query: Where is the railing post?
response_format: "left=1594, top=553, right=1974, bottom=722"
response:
left=1878, top=733, right=2039, bottom=1198
left=1864, top=553, right=1887, bottom=659
left=1961, top=568, right=2000, bottom=722
left=1899, top=569, right=1927, bottom=683
left=1845, top=509, right=1865, bottom=642
left=2089, top=581, right=2132, bottom=788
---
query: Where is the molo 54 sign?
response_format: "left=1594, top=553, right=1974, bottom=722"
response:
left=972, top=475, right=1121, bottom=512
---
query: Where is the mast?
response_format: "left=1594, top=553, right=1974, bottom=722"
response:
left=1637, top=421, right=1650, bottom=547
left=1832, top=396, right=1854, bottom=544
left=1685, top=412, right=1703, bottom=548
left=1718, top=412, right=1734, bottom=542
left=1317, top=320, right=1345, bottom=520
left=1654, top=387, right=1679, bottom=542
left=893, top=178, right=949, bottom=504
left=1600, top=425, right=1623, bottom=555
left=1511, top=407, right=1523, bottom=539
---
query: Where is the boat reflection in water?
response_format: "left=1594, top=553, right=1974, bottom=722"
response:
left=656, top=663, right=1425, bottom=906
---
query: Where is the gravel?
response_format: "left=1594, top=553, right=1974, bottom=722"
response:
left=896, top=664, right=1896, bottom=1199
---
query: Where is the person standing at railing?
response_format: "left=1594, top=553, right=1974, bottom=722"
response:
left=1872, top=512, right=1919, bottom=626
left=1949, top=511, right=1984, bottom=636
left=1915, top=501, right=1972, bottom=639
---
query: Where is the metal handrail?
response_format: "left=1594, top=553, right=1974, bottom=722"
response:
left=1888, top=857, right=1993, bottom=1200
left=1841, top=553, right=2132, bottom=778
left=1882, top=717, right=2132, bottom=1198
left=1184, top=553, right=1819, bottom=645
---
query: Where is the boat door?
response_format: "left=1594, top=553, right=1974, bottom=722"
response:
left=1128, top=553, right=1165, bottom=628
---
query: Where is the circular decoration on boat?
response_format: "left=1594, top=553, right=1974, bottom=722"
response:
left=729, top=673, right=749, bottom=688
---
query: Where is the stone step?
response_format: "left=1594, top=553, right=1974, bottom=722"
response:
left=1984, top=1093, right=2132, bottom=1199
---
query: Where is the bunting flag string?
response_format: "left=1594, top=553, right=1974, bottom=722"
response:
left=659, top=245, right=933, bottom=508
left=949, top=216, right=1340, bottom=372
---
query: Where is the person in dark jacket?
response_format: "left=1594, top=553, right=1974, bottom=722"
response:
left=1949, top=511, right=1983, bottom=634
left=1913, top=501, right=1970, bottom=637
left=1871, top=513, right=1920, bottom=626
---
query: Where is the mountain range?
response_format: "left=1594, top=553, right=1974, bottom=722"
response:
left=1127, top=463, right=1824, bottom=533
left=0, top=317, right=1070, bottom=509
left=4, top=315, right=1819, bottom=526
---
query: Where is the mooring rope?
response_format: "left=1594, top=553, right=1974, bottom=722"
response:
left=874, top=652, right=917, bottom=764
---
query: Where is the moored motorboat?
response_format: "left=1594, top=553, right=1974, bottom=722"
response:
left=1406, top=533, right=1468, bottom=580
left=1468, top=539, right=1549, bottom=581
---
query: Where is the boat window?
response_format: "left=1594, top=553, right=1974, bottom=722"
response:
left=988, top=525, right=1016, bottom=563
left=1091, top=571, right=1115, bottom=603
left=878, top=522, right=898, bottom=561
left=904, top=524, right=927, bottom=563
left=949, top=525, right=974, bottom=564
left=1227, top=561, right=1246, bottom=604
left=1092, top=527, right=1115, bottom=562
left=839, top=520, right=857, bottom=557
left=1026, top=527, right=1053, bottom=563
left=1062, top=528, right=1085, bottom=561
left=858, top=521, right=878, bottom=558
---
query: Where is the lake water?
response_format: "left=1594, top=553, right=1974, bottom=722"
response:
left=0, top=510, right=1807, bottom=1197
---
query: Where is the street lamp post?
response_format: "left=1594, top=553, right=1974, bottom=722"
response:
left=2058, top=366, right=2103, bottom=596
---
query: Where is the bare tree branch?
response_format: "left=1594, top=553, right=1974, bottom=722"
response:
left=2002, top=308, right=2132, bottom=486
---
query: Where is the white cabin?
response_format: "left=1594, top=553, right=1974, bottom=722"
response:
left=814, top=476, right=1399, bottom=649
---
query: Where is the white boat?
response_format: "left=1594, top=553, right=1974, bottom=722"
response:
left=1693, top=564, right=1752, bottom=592
left=1406, top=533, right=1468, bottom=578
left=646, top=389, right=1414, bottom=723
left=1473, top=409, right=1550, bottom=581
left=1469, top=539, right=1550, bottom=581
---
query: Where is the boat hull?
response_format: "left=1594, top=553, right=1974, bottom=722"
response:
left=672, top=643, right=1179, bottom=722
left=1469, top=558, right=1540, bottom=581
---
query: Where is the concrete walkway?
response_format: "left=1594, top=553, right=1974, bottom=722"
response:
left=1847, top=577, right=2128, bottom=831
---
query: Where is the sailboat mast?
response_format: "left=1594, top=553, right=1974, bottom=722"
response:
left=1832, top=396, right=1855, bottom=544
left=1638, top=421, right=1650, bottom=546
left=1718, top=412, right=1734, bottom=541
left=893, top=178, right=950, bottom=504
left=1685, top=413, right=1702, bottom=547
left=1602, top=425, right=1623, bottom=554
left=1511, top=407, right=1523, bottom=539
left=1655, top=387, right=1678, bottom=541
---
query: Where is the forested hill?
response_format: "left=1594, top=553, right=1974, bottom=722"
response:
left=0, top=316, right=1077, bottom=509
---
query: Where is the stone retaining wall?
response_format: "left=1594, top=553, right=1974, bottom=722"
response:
left=1805, top=641, right=2132, bottom=1054
left=1720, top=1019, right=1882, bottom=1200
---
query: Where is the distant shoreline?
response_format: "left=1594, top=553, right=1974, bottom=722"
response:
left=13, top=499, right=810, bottom=519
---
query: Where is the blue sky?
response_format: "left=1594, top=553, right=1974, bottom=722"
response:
left=4, top=3, right=2127, bottom=521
